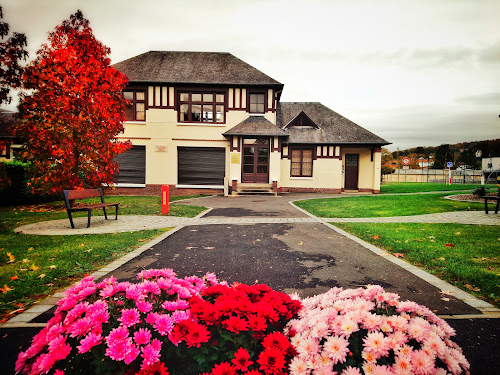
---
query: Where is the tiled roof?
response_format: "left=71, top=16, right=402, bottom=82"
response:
left=223, top=116, right=288, bottom=137
left=0, top=112, right=18, bottom=139
left=114, top=51, right=283, bottom=86
left=278, top=102, right=389, bottom=145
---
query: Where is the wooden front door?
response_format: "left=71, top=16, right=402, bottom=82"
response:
left=344, top=154, right=359, bottom=190
left=242, top=139, right=269, bottom=183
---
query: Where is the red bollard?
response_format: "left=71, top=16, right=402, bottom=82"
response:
left=161, top=185, right=169, bottom=214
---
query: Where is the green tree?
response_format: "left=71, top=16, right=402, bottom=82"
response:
left=432, top=144, right=453, bottom=169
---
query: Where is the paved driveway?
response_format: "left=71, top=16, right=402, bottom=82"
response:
left=3, top=193, right=500, bottom=374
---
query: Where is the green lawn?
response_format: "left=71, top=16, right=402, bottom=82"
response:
left=0, top=196, right=208, bottom=322
left=335, top=222, right=500, bottom=307
left=381, top=182, right=496, bottom=194
left=294, top=193, right=485, bottom=218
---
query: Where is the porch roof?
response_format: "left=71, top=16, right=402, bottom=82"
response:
left=223, top=116, right=289, bottom=137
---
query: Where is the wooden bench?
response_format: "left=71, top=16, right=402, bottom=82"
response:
left=481, top=191, right=500, bottom=214
left=63, top=188, right=119, bottom=229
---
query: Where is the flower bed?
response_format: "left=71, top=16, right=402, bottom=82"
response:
left=16, top=270, right=470, bottom=375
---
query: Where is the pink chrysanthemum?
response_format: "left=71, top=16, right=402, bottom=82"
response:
left=119, top=308, right=141, bottom=327
left=77, top=333, right=102, bottom=354
left=411, top=349, right=435, bottom=375
left=153, top=314, right=174, bottom=336
left=363, top=331, right=390, bottom=358
left=134, top=328, right=152, bottom=346
left=140, top=339, right=162, bottom=369
left=323, top=335, right=349, bottom=365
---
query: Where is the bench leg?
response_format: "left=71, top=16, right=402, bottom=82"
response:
left=87, top=210, right=92, bottom=228
left=495, top=200, right=499, bottom=215
left=67, top=212, right=76, bottom=229
left=115, top=205, right=119, bottom=220
left=484, top=199, right=489, bottom=214
left=103, top=206, right=108, bottom=220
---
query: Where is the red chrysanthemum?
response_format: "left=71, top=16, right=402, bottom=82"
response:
left=247, top=314, right=268, bottom=332
left=262, top=332, right=290, bottom=353
left=185, top=322, right=211, bottom=348
left=257, top=348, right=285, bottom=374
left=211, top=361, right=237, bottom=375
left=231, top=347, right=253, bottom=371
left=135, top=361, right=169, bottom=375
left=223, top=316, right=249, bottom=333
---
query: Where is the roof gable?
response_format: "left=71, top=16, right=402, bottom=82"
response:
left=113, top=51, right=283, bottom=87
left=284, top=111, right=319, bottom=129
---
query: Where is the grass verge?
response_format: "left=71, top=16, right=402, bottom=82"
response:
left=381, top=182, right=496, bottom=194
left=334, top=222, right=500, bottom=308
left=0, top=195, right=208, bottom=322
left=294, top=193, right=486, bottom=218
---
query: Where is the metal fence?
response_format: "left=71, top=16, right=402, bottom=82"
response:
left=383, top=169, right=485, bottom=184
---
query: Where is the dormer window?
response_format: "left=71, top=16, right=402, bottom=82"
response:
left=178, top=92, right=225, bottom=124
left=285, top=111, right=318, bottom=128
left=123, top=90, right=146, bottom=121
left=248, top=93, right=265, bottom=114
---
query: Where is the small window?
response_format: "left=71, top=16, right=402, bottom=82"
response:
left=291, top=149, right=313, bottom=177
left=123, top=90, right=146, bottom=121
left=249, top=93, right=265, bottom=114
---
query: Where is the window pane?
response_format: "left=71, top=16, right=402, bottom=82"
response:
left=125, top=107, right=134, bottom=121
left=216, top=94, right=224, bottom=102
left=180, top=104, right=189, bottom=121
left=136, top=91, right=145, bottom=101
left=302, top=163, right=312, bottom=176
left=180, top=93, right=189, bottom=101
left=243, top=165, right=253, bottom=173
left=303, top=150, right=313, bottom=162
left=191, top=105, right=201, bottom=122
left=192, top=93, right=202, bottom=102
left=216, top=105, right=224, bottom=123
left=123, top=91, right=133, bottom=100
left=250, top=103, right=258, bottom=113
left=203, top=93, right=214, bottom=102
left=257, top=165, right=268, bottom=173
left=136, top=111, right=145, bottom=121
left=203, top=105, right=213, bottom=122
left=243, top=156, right=254, bottom=164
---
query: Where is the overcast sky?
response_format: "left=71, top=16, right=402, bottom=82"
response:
left=2, top=0, right=499, bottom=151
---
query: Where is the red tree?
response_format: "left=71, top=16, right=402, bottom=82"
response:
left=15, top=10, right=130, bottom=194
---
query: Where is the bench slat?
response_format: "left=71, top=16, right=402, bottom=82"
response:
left=67, top=189, right=101, bottom=200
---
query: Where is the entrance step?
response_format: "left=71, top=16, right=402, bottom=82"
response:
left=232, top=183, right=277, bottom=196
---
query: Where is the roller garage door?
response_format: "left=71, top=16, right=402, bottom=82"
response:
left=115, top=145, right=146, bottom=184
left=178, top=147, right=225, bottom=186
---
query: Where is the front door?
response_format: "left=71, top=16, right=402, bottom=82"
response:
left=242, top=139, right=269, bottom=183
left=344, top=154, right=359, bottom=190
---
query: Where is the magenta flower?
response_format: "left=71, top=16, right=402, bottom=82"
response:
left=77, top=333, right=102, bottom=354
left=153, top=314, right=174, bottom=336
left=140, top=339, right=162, bottom=369
left=119, top=308, right=141, bottom=327
left=134, top=328, right=152, bottom=346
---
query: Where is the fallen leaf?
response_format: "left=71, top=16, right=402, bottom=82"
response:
left=393, top=253, right=405, bottom=258
left=46, top=283, right=55, bottom=287
left=414, top=239, right=423, bottom=242
left=0, top=285, right=13, bottom=294
left=438, top=257, right=446, bottom=261
left=445, top=243, right=455, bottom=247
left=298, top=241, right=304, bottom=245
left=30, top=264, right=40, bottom=271
left=405, top=240, right=409, bottom=243
left=441, top=297, right=450, bottom=302
left=22, top=259, right=30, bottom=263
left=373, top=235, right=379, bottom=240
left=37, top=274, right=46, bottom=279
left=78, top=243, right=85, bottom=247
left=49, top=265, right=57, bottom=269
left=27, top=247, right=34, bottom=251
left=455, top=232, right=461, bottom=235
left=464, top=284, right=480, bottom=292
left=137, top=239, right=146, bottom=242
left=6, top=252, right=15, bottom=263
left=10, top=275, right=19, bottom=281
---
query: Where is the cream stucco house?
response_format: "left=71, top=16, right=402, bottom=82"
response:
left=112, top=51, right=389, bottom=196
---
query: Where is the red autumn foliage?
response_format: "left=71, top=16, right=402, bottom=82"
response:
left=15, top=10, right=131, bottom=194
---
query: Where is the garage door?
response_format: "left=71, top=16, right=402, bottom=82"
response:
left=178, top=147, right=225, bottom=186
left=115, top=145, right=146, bottom=184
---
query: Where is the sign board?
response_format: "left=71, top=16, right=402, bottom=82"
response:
left=402, top=157, right=410, bottom=166
left=231, top=153, right=241, bottom=164
left=403, top=166, right=409, bottom=170
left=447, top=162, right=453, bottom=168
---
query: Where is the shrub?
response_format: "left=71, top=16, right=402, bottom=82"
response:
left=286, top=285, right=470, bottom=375
left=472, top=186, right=488, bottom=197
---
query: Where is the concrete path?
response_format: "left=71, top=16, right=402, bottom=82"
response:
left=3, top=193, right=500, bottom=374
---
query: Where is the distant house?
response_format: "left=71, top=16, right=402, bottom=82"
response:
left=0, top=111, right=21, bottom=161
left=111, top=51, right=389, bottom=195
